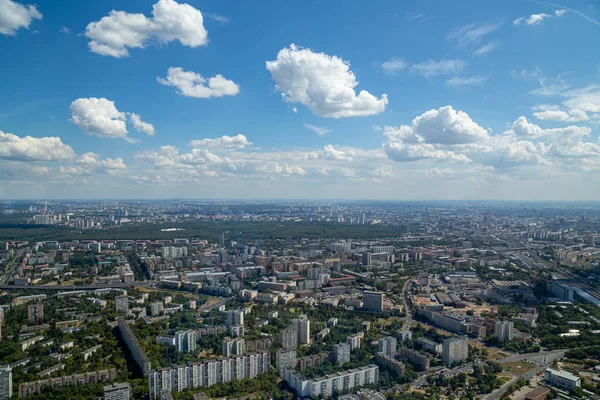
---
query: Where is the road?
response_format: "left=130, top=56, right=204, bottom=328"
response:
left=401, top=279, right=412, bottom=331
left=0, top=281, right=155, bottom=291
left=196, top=297, right=230, bottom=313
left=483, top=377, right=517, bottom=400
left=483, top=349, right=566, bottom=400
left=1, top=249, right=25, bottom=284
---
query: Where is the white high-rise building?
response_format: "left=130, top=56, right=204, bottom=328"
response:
left=148, top=351, right=271, bottom=399
left=292, top=315, right=310, bottom=344
left=0, top=366, right=11, bottom=400
left=276, top=348, right=297, bottom=376
left=227, top=310, right=244, bottom=328
left=115, top=296, right=129, bottom=313
left=161, top=246, right=188, bottom=259
left=494, top=321, right=514, bottom=342
left=442, top=337, right=468, bottom=367
left=280, top=327, right=297, bottom=349
left=377, top=336, right=397, bottom=358
left=333, top=342, right=351, bottom=365
left=347, top=334, right=362, bottom=350
left=222, top=337, right=245, bottom=357
left=174, top=330, right=196, bottom=353
left=104, top=382, right=131, bottom=400
left=150, top=302, right=164, bottom=316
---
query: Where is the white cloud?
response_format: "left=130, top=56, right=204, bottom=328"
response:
left=447, top=22, right=502, bottom=47
left=411, top=105, right=489, bottom=144
left=257, top=162, right=306, bottom=176
left=204, top=13, right=229, bottom=23
left=84, top=0, right=208, bottom=58
left=303, top=124, right=331, bottom=136
left=514, top=9, right=567, bottom=25
left=381, top=107, right=561, bottom=170
left=563, top=85, right=600, bottom=113
left=0, top=0, right=41, bottom=35
left=411, top=59, right=467, bottom=78
left=190, top=134, right=252, bottom=149
left=70, top=97, right=154, bottom=140
left=446, top=75, right=488, bottom=87
left=407, top=13, right=433, bottom=23
left=532, top=109, right=588, bottom=122
left=266, top=44, right=388, bottom=118
left=157, top=67, right=240, bottom=99
left=0, top=130, right=75, bottom=161
left=60, top=26, right=70, bottom=34
left=473, top=41, right=500, bottom=56
left=322, top=145, right=353, bottom=161
left=381, top=58, right=408, bottom=74
left=129, top=113, right=156, bottom=135
left=77, top=152, right=127, bottom=172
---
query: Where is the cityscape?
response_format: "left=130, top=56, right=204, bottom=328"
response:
left=0, top=200, right=598, bottom=399
left=2, top=0, right=600, bottom=399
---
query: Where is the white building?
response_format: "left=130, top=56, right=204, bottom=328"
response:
left=162, top=246, right=188, bottom=259
left=545, top=368, right=581, bottom=389
left=347, top=333, right=362, bottom=350
left=293, top=315, right=310, bottom=344
left=371, top=246, right=394, bottom=254
left=115, top=296, right=129, bottom=313
left=284, top=365, right=379, bottom=398
left=222, top=337, right=245, bottom=357
left=174, top=330, right=196, bottom=353
left=377, top=337, right=397, bottom=358
left=104, top=382, right=131, bottom=400
left=333, top=342, right=351, bottom=365
left=442, top=337, right=468, bottom=367
left=276, top=348, right=297, bottom=376
left=494, top=321, right=514, bottom=342
left=148, top=351, right=270, bottom=399
left=150, top=302, right=164, bottom=316
left=227, top=310, right=245, bottom=328
left=0, top=366, right=11, bottom=400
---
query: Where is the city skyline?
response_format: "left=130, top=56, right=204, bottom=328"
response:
left=1, top=0, right=600, bottom=200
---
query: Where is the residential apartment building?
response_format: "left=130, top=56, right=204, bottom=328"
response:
left=284, top=365, right=379, bottom=398
left=442, top=337, right=468, bottom=367
left=494, top=321, right=514, bottom=342
left=148, top=351, right=270, bottom=399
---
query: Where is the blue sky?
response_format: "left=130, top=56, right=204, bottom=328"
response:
left=1, top=0, right=600, bottom=200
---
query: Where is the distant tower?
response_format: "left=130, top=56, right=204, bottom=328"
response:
left=219, top=232, right=225, bottom=246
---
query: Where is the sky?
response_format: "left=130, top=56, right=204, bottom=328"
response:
left=1, top=0, right=600, bottom=201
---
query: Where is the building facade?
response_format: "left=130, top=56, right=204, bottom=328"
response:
left=148, top=351, right=271, bottom=399
left=442, top=337, right=468, bottom=367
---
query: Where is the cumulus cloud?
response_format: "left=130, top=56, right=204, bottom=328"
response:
left=0, top=130, right=76, bottom=161
left=514, top=9, right=566, bottom=25
left=533, top=109, right=588, bottom=122
left=0, top=0, right=41, bottom=36
left=70, top=97, right=155, bottom=140
left=381, top=106, right=554, bottom=169
left=157, top=67, right=240, bottom=99
left=78, top=152, right=126, bottom=169
left=84, top=0, right=208, bottom=58
left=266, top=44, right=388, bottom=118
left=411, top=59, right=467, bottom=78
left=303, top=124, right=331, bottom=136
left=411, top=105, right=489, bottom=144
left=322, top=144, right=353, bottom=161
left=189, top=134, right=252, bottom=149
left=129, top=113, right=156, bottom=135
